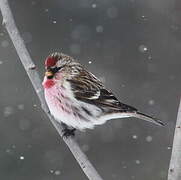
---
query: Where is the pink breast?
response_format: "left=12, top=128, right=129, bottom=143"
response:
left=42, top=79, right=55, bottom=89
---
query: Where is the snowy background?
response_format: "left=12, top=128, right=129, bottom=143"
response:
left=0, top=0, right=180, bottom=179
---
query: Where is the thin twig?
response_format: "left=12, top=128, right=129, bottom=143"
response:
left=167, top=99, right=181, bottom=180
left=0, top=0, right=103, bottom=179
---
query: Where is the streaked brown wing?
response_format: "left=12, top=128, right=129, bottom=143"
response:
left=67, top=68, right=137, bottom=113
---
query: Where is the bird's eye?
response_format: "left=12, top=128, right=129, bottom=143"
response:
left=51, top=66, right=62, bottom=73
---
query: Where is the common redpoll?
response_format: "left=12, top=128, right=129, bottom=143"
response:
left=42, top=52, right=164, bottom=136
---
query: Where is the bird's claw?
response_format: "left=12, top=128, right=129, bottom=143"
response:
left=62, top=128, right=76, bottom=138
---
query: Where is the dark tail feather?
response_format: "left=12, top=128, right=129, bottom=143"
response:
left=132, top=112, right=165, bottom=126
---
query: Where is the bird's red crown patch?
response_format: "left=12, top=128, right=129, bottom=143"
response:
left=45, top=57, right=58, bottom=67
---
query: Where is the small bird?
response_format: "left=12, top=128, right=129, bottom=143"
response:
left=42, top=52, right=164, bottom=137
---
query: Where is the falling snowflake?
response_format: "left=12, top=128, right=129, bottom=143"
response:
left=20, top=156, right=24, bottom=160
left=143, top=47, right=147, bottom=51
left=82, top=144, right=89, bottom=152
left=141, top=15, right=147, bottom=21
left=6, top=149, right=11, bottom=153
left=138, top=45, right=148, bottom=53
left=53, top=20, right=57, bottom=24
left=146, top=136, right=153, bottom=142
left=132, top=135, right=138, bottom=139
left=1, top=40, right=9, bottom=48
left=3, top=106, right=14, bottom=117
left=88, top=61, right=92, bottom=64
left=54, top=170, right=61, bottom=175
left=148, top=99, right=155, bottom=105
left=96, top=25, right=104, bottom=33
left=5, top=148, right=14, bottom=155
left=148, top=55, right=152, bottom=60
left=135, top=160, right=141, bottom=164
left=92, top=3, right=97, bottom=8
left=17, top=104, right=25, bottom=110
left=50, top=170, right=54, bottom=173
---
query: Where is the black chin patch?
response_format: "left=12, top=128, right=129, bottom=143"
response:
left=47, top=75, right=54, bottom=79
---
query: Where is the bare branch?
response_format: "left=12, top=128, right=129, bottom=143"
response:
left=168, top=99, right=181, bottom=180
left=0, top=0, right=103, bottom=179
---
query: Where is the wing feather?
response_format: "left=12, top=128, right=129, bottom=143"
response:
left=67, top=68, right=137, bottom=113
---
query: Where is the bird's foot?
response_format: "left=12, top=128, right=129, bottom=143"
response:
left=62, top=128, right=76, bottom=138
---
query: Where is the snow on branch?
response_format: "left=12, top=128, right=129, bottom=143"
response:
left=168, top=99, right=181, bottom=180
left=0, top=0, right=103, bottom=179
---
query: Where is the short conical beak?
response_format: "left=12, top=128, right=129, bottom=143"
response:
left=45, top=71, right=54, bottom=77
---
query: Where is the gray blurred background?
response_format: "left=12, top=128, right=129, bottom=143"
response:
left=0, top=0, right=180, bottom=179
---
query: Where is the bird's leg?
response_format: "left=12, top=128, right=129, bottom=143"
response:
left=61, top=123, right=76, bottom=138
